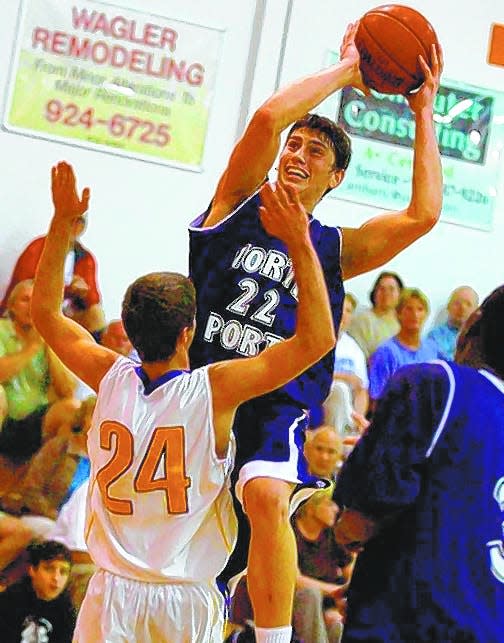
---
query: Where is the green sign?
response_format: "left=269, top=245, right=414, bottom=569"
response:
left=320, top=53, right=504, bottom=231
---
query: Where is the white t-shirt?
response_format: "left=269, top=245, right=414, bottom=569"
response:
left=51, top=480, right=89, bottom=551
left=85, top=358, right=237, bottom=584
left=334, top=332, right=369, bottom=389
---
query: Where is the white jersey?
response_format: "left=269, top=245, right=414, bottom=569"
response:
left=85, top=357, right=237, bottom=583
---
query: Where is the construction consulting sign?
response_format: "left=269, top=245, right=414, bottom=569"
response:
left=3, top=0, right=224, bottom=169
left=320, top=52, right=504, bottom=231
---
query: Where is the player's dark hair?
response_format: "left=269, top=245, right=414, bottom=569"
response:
left=369, top=271, right=404, bottom=307
left=27, top=541, right=71, bottom=567
left=467, top=285, right=504, bottom=379
left=287, top=113, right=352, bottom=172
left=122, top=272, right=196, bottom=363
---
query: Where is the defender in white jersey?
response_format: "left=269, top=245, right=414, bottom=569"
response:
left=31, top=162, right=336, bottom=642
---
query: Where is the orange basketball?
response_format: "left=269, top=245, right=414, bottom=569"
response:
left=355, top=4, right=439, bottom=95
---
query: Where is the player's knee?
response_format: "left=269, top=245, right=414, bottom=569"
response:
left=244, top=478, right=291, bottom=528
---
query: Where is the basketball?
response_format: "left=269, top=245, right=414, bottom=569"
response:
left=355, top=4, right=439, bottom=95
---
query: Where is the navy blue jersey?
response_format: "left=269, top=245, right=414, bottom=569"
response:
left=335, top=361, right=504, bottom=642
left=189, top=190, right=344, bottom=410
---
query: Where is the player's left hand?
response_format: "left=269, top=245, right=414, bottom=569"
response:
left=51, top=161, right=90, bottom=222
left=406, top=43, right=443, bottom=115
left=259, top=182, right=309, bottom=247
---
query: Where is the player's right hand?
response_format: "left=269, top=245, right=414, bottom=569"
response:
left=259, top=182, right=310, bottom=247
left=339, top=22, right=370, bottom=95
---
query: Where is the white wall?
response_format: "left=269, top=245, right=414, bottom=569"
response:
left=1, top=0, right=503, bottom=323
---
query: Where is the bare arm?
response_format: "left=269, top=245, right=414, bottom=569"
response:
left=341, top=45, right=444, bottom=280
left=32, top=163, right=118, bottom=392
left=205, top=24, right=366, bottom=227
left=209, top=183, right=336, bottom=453
left=46, top=348, right=77, bottom=399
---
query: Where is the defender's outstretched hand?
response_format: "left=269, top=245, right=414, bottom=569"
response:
left=51, top=161, right=90, bottom=221
left=406, top=44, right=443, bottom=114
left=259, top=182, right=309, bottom=247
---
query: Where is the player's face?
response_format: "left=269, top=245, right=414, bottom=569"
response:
left=278, top=128, right=343, bottom=208
left=398, top=297, right=428, bottom=332
left=305, top=429, right=342, bottom=477
left=448, top=288, right=478, bottom=329
left=374, top=277, right=401, bottom=312
left=29, top=559, right=70, bottom=601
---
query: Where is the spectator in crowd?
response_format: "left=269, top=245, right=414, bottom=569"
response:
left=304, top=424, right=343, bottom=481
left=0, top=397, right=94, bottom=521
left=293, top=490, right=354, bottom=643
left=427, top=285, right=479, bottom=360
left=349, top=272, right=403, bottom=359
left=324, top=294, right=369, bottom=431
left=368, top=288, right=439, bottom=408
left=51, top=480, right=94, bottom=611
left=0, top=512, right=34, bottom=576
left=0, top=280, right=79, bottom=463
left=333, top=285, right=504, bottom=642
left=0, top=540, right=75, bottom=642
left=0, top=211, right=105, bottom=334
left=99, top=319, right=134, bottom=357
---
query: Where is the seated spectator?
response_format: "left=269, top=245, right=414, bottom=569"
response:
left=0, top=210, right=105, bottom=334
left=100, top=319, right=136, bottom=359
left=0, top=512, right=34, bottom=576
left=0, top=540, right=76, bottom=642
left=324, top=294, right=369, bottom=431
left=368, top=287, right=439, bottom=408
left=427, top=286, right=479, bottom=360
left=0, top=280, right=79, bottom=462
left=304, top=425, right=343, bottom=481
left=0, top=397, right=94, bottom=521
left=50, top=480, right=94, bottom=611
left=348, top=271, right=403, bottom=359
left=293, top=490, right=354, bottom=643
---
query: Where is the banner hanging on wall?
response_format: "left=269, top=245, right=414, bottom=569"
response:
left=320, top=53, right=504, bottom=231
left=3, top=0, right=224, bottom=170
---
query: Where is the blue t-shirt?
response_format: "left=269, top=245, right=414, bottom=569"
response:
left=369, top=336, right=439, bottom=400
left=189, top=191, right=343, bottom=407
left=427, top=321, right=459, bottom=360
left=335, top=361, right=504, bottom=642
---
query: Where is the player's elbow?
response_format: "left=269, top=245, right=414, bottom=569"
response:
left=251, top=104, right=280, bottom=137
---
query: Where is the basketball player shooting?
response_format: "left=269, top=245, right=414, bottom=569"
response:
left=31, top=162, right=335, bottom=642
left=188, top=20, right=443, bottom=643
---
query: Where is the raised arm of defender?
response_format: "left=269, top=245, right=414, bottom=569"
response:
left=32, top=163, right=118, bottom=392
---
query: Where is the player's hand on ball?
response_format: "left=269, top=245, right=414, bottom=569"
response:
left=52, top=161, right=90, bottom=222
left=339, top=22, right=370, bottom=95
left=406, top=43, right=444, bottom=114
left=259, top=182, right=309, bottom=246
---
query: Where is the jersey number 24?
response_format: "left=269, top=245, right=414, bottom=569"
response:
left=96, top=421, right=191, bottom=515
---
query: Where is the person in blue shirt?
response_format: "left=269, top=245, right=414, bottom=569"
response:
left=334, top=284, right=504, bottom=642
left=368, top=288, right=439, bottom=409
left=189, top=23, right=443, bottom=643
left=427, top=285, right=479, bottom=360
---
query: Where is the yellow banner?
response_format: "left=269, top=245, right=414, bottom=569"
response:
left=4, top=0, right=224, bottom=169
